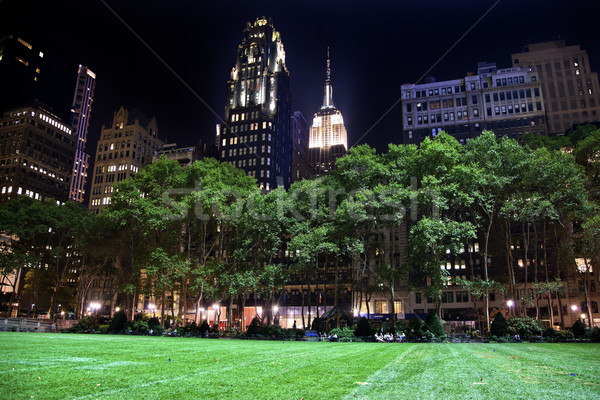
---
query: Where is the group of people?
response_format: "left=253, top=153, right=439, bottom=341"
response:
left=374, top=332, right=404, bottom=343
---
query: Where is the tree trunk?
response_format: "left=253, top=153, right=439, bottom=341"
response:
left=522, top=222, right=530, bottom=317
left=483, top=214, right=493, bottom=332
left=300, top=283, right=306, bottom=329
left=161, top=291, right=166, bottom=328
left=583, top=259, right=594, bottom=328
left=533, top=222, right=540, bottom=320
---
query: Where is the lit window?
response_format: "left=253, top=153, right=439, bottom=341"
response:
left=39, top=51, right=44, bottom=58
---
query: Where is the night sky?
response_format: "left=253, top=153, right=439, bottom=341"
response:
left=1, top=0, right=600, bottom=154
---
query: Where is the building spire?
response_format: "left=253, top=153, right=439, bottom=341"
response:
left=323, top=47, right=334, bottom=109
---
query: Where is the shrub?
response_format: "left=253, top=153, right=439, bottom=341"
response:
left=422, top=331, right=435, bottom=342
left=584, top=327, right=600, bottom=342
left=260, top=324, right=285, bottom=337
left=555, top=330, right=574, bottom=341
left=98, top=324, right=109, bottom=334
left=542, top=327, right=556, bottom=339
left=311, top=317, right=325, bottom=333
left=355, top=317, right=373, bottom=338
left=424, top=310, right=445, bottom=339
left=329, top=327, right=355, bottom=342
left=132, top=320, right=149, bottom=334
left=490, top=312, right=508, bottom=337
left=70, top=316, right=99, bottom=333
left=148, top=317, right=160, bottom=329
left=395, top=319, right=408, bottom=334
left=134, top=313, right=149, bottom=322
left=109, top=310, right=127, bottom=333
left=407, top=317, right=423, bottom=339
left=572, top=319, right=587, bottom=338
left=246, top=316, right=262, bottom=336
left=506, top=317, right=542, bottom=339
left=198, top=320, right=210, bottom=335
left=294, top=328, right=305, bottom=338
left=496, top=336, right=508, bottom=343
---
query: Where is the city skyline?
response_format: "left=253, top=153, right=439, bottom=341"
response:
left=1, top=0, right=600, bottom=156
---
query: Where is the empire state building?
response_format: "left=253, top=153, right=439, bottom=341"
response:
left=308, top=48, right=348, bottom=175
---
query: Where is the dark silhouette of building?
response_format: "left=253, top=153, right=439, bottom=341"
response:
left=291, top=111, right=312, bottom=182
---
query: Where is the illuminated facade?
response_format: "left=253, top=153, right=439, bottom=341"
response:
left=401, top=62, right=547, bottom=144
left=0, top=103, right=76, bottom=203
left=512, top=40, right=600, bottom=135
left=68, top=65, right=96, bottom=203
left=308, top=49, right=348, bottom=175
left=218, top=17, right=292, bottom=191
left=88, top=106, right=162, bottom=214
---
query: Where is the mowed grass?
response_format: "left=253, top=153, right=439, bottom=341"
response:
left=1, top=333, right=600, bottom=400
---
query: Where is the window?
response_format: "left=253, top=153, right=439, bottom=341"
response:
left=485, top=94, right=490, bottom=102
left=531, top=76, right=537, bottom=82
left=470, top=83, right=475, bottom=90
left=472, top=95, right=478, bottom=104
left=375, top=301, right=388, bottom=313
left=415, top=292, right=422, bottom=304
left=493, top=93, right=499, bottom=102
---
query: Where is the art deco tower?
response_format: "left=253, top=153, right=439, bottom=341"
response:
left=68, top=65, right=96, bottom=202
left=218, top=17, right=292, bottom=191
left=309, top=48, right=348, bottom=175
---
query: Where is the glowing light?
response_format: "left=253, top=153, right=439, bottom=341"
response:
left=571, top=305, right=578, bottom=312
left=273, top=305, right=279, bottom=313
left=507, top=300, right=514, bottom=308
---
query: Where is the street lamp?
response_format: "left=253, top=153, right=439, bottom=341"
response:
left=148, top=303, right=156, bottom=318
left=507, top=300, right=514, bottom=316
left=571, top=305, right=578, bottom=312
left=90, top=302, right=101, bottom=315
left=353, top=308, right=359, bottom=317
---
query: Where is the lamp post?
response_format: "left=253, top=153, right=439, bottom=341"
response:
left=273, top=305, right=279, bottom=324
left=148, top=303, right=156, bottom=318
left=507, top=300, right=514, bottom=317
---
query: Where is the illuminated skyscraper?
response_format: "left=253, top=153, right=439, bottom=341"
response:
left=88, top=107, right=162, bottom=214
left=68, top=65, right=96, bottom=203
left=218, top=17, right=292, bottom=191
left=308, top=48, right=348, bottom=175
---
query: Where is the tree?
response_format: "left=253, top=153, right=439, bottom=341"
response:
left=572, top=318, right=587, bottom=337
left=424, top=309, right=445, bottom=339
left=490, top=311, right=508, bottom=337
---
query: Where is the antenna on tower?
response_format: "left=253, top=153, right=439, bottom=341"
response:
left=326, top=46, right=331, bottom=82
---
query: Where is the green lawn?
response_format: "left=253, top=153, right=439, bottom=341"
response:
left=1, top=333, right=599, bottom=399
